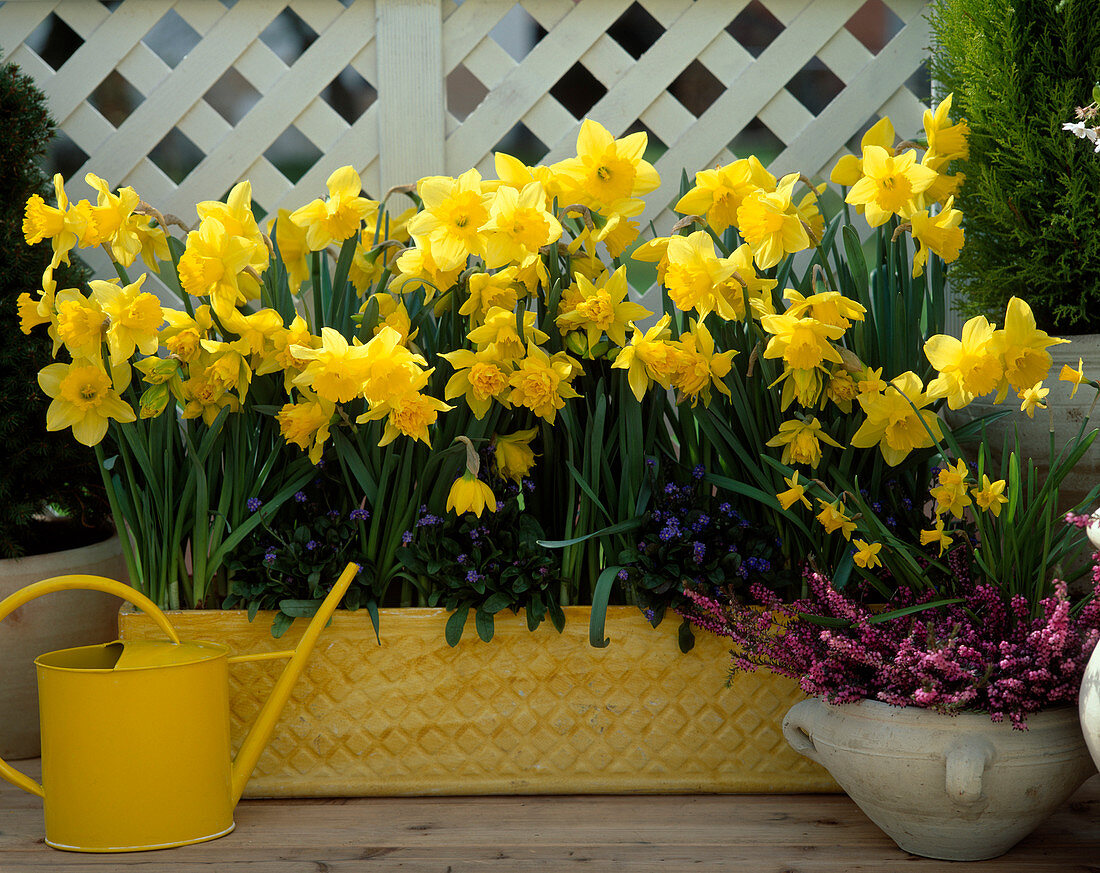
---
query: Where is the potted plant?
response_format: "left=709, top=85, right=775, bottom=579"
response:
left=0, top=58, right=123, bottom=759
left=679, top=298, right=1100, bottom=859
left=928, top=0, right=1100, bottom=508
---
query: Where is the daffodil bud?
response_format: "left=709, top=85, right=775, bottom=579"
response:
left=139, top=383, right=170, bottom=419
left=565, top=330, right=589, bottom=357
left=135, top=355, right=180, bottom=385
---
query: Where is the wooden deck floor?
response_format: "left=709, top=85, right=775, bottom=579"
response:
left=3, top=760, right=1099, bottom=872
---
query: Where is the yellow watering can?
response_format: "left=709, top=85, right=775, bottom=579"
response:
left=0, top=562, right=358, bottom=853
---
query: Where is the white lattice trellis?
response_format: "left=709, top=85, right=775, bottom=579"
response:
left=1, top=0, right=931, bottom=261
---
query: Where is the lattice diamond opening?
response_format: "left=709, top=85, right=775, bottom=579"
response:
left=88, top=71, right=143, bottom=130
left=608, top=2, right=665, bottom=60
left=786, top=58, right=845, bottom=117
left=489, top=5, right=546, bottom=63
left=264, top=126, right=323, bottom=185
left=322, top=67, right=377, bottom=125
left=143, top=9, right=201, bottom=69
left=549, top=62, right=607, bottom=120
left=669, top=59, right=725, bottom=119
left=447, top=63, right=489, bottom=122
left=260, top=7, right=319, bottom=66
left=624, top=120, right=667, bottom=164
left=493, top=121, right=548, bottom=165
left=26, top=13, right=83, bottom=72
left=149, top=128, right=203, bottom=184
left=846, top=0, right=905, bottom=55
left=729, top=117, right=784, bottom=163
left=46, top=130, right=88, bottom=184
left=204, top=68, right=261, bottom=126
left=727, top=0, right=784, bottom=59
left=907, top=61, right=932, bottom=102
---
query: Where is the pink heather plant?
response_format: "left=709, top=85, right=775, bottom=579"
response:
left=680, top=558, right=1100, bottom=729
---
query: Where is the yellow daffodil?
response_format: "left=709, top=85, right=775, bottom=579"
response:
left=219, top=306, right=284, bottom=357
left=89, top=274, right=164, bottom=365
left=816, top=499, right=856, bottom=540
left=991, top=297, right=1067, bottom=395
left=910, top=196, right=964, bottom=278
left=776, top=471, right=812, bottom=511
left=494, top=428, right=538, bottom=483
left=760, top=313, right=845, bottom=372
left=924, top=314, right=1002, bottom=410
left=507, top=343, right=581, bottom=424
left=358, top=326, right=431, bottom=408
left=824, top=367, right=860, bottom=413
left=662, top=231, right=738, bottom=318
left=850, top=371, right=943, bottom=466
left=255, top=314, right=317, bottom=392
left=160, top=305, right=213, bottom=364
left=551, top=118, right=660, bottom=215
left=17, top=267, right=57, bottom=337
left=766, top=417, right=843, bottom=468
left=277, top=391, right=335, bottom=464
left=630, top=236, right=671, bottom=285
left=357, top=385, right=452, bottom=447
left=569, top=210, right=640, bottom=260
left=440, top=347, right=512, bottom=419
left=392, top=242, right=464, bottom=301
left=446, top=469, right=497, bottom=517
left=38, top=358, right=135, bottom=445
left=177, top=216, right=257, bottom=316
left=711, top=243, right=778, bottom=322
left=930, top=459, right=972, bottom=519
left=845, top=146, right=938, bottom=226
left=972, top=474, right=1009, bottom=517
left=195, top=180, right=268, bottom=295
left=180, top=364, right=240, bottom=425
left=55, top=289, right=107, bottom=361
left=1018, top=381, right=1049, bottom=418
left=291, top=326, right=373, bottom=403
left=782, top=289, right=866, bottom=330
left=612, top=314, right=681, bottom=401
left=853, top=539, right=882, bottom=570
left=460, top=268, right=522, bottom=325
left=271, top=208, right=311, bottom=293
left=674, top=156, right=776, bottom=233
left=736, top=174, right=811, bottom=269
left=918, top=151, right=965, bottom=209
left=555, top=266, right=651, bottom=352
left=830, top=117, right=896, bottom=187
left=290, top=166, right=375, bottom=250
left=857, top=365, right=887, bottom=395
left=920, top=517, right=954, bottom=557
left=1059, top=358, right=1089, bottom=399
left=672, top=319, right=735, bottom=407
left=467, top=307, right=548, bottom=361
left=407, top=168, right=492, bottom=271
left=23, top=174, right=91, bottom=268
left=480, top=181, right=562, bottom=268
left=199, top=339, right=254, bottom=403
left=923, top=93, right=969, bottom=163
left=348, top=205, right=414, bottom=293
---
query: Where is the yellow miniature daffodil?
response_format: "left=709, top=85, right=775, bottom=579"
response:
left=177, top=215, right=258, bottom=316
left=494, top=428, right=538, bottom=483
left=1059, top=358, right=1089, bottom=399
left=850, top=371, right=943, bottom=466
left=924, top=314, right=1002, bottom=410
left=776, top=471, right=812, bottom=511
left=1018, top=381, right=1049, bottom=418
left=760, top=312, right=846, bottom=372
left=920, top=516, right=954, bottom=557
left=923, top=92, right=970, bottom=163
left=551, top=118, right=660, bottom=215
left=845, top=146, right=938, bottom=226
left=766, top=417, right=843, bottom=468
left=38, top=358, right=136, bottom=446
left=782, top=289, right=866, bottom=331
left=290, top=165, right=376, bottom=251
left=710, top=243, right=778, bottom=322
left=357, top=380, right=452, bottom=448
left=467, top=307, right=548, bottom=361
left=611, top=314, right=681, bottom=401
left=852, top=539, right=883, bottom=570
left=816, top=499, right=856, bottom=540
left=972, top=474, right=1009, bottom=517
left=160, top=305, right=213, bottom=364
left=446, top=469, right=497, bottom=517
left=480, top=181, right=562, bottom=268
left=23, top=173, right=92, bottom=268
left=672, top=319, right=735, bottom=407
left=460, top=268, right=522, bottom=325
left=662, top=231, right=738, bottom=318
left=929, top=459, right=972, bottom=519
left=54, top=288, right=107, bottom=362
left=830, top=117, right=896, bottom=187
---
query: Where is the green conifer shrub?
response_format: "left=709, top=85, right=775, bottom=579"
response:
left=0, top=58, right=110, bottom=558
left=928, top=0, right=1100, bottom=332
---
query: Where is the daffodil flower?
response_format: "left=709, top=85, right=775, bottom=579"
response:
left=494, top=428, right=538, bottom=483
left=776, top=471, right=812, bottom=511
left=38, top=359, right=135, bottom=446
left=1058, top=358, right=1089, bottom=399
left=972, top=475, right=1008, bottom=517
left=852, top=539, right=883, bottom=569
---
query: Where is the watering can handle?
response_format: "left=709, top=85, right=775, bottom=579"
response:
left=0, top=574, right=180, bottom=798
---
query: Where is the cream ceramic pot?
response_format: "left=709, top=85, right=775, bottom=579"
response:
left=783, top=698, right=1094, bottom=860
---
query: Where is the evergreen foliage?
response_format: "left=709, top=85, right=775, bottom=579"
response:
left=0, top=58, right=109, bottom=557
left=929, top=0, right=1100, bottom=332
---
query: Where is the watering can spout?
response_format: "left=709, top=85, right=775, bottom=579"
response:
left=228, top=562, right=359, bottom=805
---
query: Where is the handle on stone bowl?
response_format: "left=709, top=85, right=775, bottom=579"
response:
left=782, top=698, right=824, bottom=764
left=945, top=737, right=994, bottom=805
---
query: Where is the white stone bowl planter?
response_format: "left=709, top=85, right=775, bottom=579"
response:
left=783, top=698, right=1094, bottom=860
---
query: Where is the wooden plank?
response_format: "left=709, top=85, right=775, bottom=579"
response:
left=442, top=0, right=514, bottom=74
left=377, top=0, right=445, bottom=191
left=0, top=3, right=59, bottom=59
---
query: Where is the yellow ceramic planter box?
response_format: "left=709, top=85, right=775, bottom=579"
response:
left=119, top=605, right=836, bottom=797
